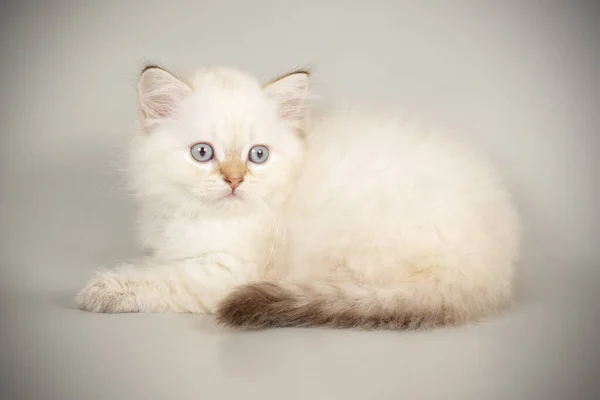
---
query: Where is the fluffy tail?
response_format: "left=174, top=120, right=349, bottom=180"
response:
left=215, top=280, right=491, bottom=330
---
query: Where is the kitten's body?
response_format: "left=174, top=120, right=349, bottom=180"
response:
left=76, top=66, right=520, bottom=330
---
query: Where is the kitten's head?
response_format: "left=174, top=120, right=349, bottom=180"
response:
left=131, top=65, right=310, bottom=214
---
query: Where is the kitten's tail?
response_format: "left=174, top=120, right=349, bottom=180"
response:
left=216, top=279, right=497, bottom=330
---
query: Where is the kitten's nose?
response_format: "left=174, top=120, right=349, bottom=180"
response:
left=223, top=176, right=243, bottom=190
left=219, top=158, right=247, bottom=191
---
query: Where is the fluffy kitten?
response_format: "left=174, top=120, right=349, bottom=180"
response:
left=75, top=65, right=520, bottom=330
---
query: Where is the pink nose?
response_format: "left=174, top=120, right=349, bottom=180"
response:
left=224, top=176, right=243, bottom=190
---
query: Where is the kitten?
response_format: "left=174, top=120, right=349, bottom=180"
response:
left=75, top=65, right=520, bottom=330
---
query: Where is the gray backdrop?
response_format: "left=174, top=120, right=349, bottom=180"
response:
left=1, top=1, right=598, bottom=399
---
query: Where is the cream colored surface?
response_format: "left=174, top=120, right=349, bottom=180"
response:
left=1, top=1, right=598, bottom=399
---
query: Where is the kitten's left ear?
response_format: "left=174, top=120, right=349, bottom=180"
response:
left=264, top=70, right=310, bottom=123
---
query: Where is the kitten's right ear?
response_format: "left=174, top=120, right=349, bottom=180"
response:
left=138, top=66, right=191, bottom=130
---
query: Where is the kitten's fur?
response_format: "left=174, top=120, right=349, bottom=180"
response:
left=76, top=65, right=520, bottom=330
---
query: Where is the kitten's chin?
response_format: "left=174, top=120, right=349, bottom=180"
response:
left=190, top=189, right=267, bottom=213
left=214, top=191, right=250, bottom=207
left=220, top=192, right=243, bottom=202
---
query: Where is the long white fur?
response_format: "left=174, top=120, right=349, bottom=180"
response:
left=76, top=66, right=520, bottom=325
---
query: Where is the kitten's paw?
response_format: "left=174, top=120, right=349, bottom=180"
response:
left=75, top=272, right=140, bottom=313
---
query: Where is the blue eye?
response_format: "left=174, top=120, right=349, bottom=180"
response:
left=190, top=143, right=214, bottom=162
left=248, top=145, right=269, bottom=164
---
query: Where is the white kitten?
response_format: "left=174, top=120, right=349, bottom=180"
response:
left=76, top=65, right=520, bottom=330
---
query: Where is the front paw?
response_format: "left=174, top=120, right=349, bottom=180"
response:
left=75, top=272, right=140, bottom=313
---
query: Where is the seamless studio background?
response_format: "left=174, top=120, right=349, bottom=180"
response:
left=1, top=1, right=599, bottom=400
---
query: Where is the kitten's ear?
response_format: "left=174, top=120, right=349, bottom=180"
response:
left=138, top=66, right=191, bottom=130
left=264, top=71, right=310, bottom=123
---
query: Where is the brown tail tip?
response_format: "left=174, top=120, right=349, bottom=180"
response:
left=216, top=282, right=295, bottom=330
left=216, top=281, right=464, bottom=331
